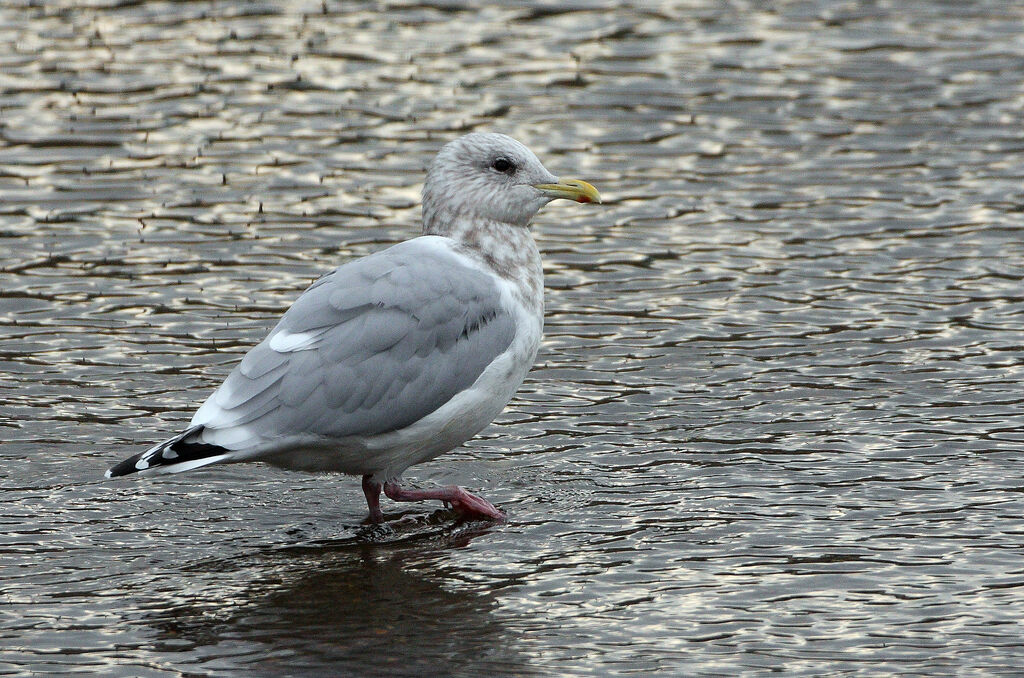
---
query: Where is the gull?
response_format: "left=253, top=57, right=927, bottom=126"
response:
left=106, top=132, right=600, bottom=523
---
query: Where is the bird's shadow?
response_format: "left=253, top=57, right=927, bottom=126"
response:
left=138, top=513, right=537, bottom=677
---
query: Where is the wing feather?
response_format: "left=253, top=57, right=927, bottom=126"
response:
left=190, top=237, right=516, bottom=449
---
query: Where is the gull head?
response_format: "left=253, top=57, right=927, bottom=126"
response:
left=422, top=132, right=600, bottom=233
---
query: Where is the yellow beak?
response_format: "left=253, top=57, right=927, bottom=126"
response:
left=533, top=179, right=602, bottom=204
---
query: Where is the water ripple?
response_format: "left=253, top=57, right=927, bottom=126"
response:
left=3, top=1, right=1024, bottom=676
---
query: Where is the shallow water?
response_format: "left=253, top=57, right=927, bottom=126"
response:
left=3, top=1, right=1024, bottom=675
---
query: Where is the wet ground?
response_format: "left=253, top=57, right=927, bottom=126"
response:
left=3, top=1, right=1024, bottom=675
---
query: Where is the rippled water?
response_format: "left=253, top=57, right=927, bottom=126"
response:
left=3, top=1, right=1024, bottom=675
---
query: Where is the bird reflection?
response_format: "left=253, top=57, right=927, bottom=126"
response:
left=142, top=521, right=538, bottom=677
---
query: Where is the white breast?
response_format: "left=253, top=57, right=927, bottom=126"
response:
left=252, top=237, right=544, bottom=481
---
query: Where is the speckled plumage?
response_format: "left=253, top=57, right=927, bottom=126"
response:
left=107, top=133, right=600, bottom=523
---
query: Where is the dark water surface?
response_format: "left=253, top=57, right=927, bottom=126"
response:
left=3, top=1, right=1024, bottom=675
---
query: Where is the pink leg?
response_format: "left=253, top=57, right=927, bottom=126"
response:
left=362, top=475, right=384, bottom=524
left=383, top=480, right=506, bottom=522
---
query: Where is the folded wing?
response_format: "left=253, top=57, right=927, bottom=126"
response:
left=189, top=237, right=516, bottom=451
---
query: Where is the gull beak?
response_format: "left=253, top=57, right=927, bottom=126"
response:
left=533, top=178, right=602, bottom=204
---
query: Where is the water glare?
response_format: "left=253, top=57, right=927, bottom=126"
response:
left=3, top=2, right=1024, bottom=675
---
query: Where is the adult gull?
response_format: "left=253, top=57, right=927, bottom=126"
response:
left=106, top=132, right=601, bottom=523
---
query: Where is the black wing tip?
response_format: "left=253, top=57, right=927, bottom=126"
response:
left=106, top=454, right=144, bottom=478
left=104, top=426, right=228, bottom=479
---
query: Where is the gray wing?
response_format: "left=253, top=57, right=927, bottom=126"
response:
left=189, top=237, right=516, bottom=450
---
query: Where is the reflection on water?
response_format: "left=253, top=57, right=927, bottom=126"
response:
left=140, top=526, right=535, bottom=677
left=4, top=1, right=1024, bottom=676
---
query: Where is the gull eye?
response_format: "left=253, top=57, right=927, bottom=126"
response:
left=491, top=157, right=516, bottom=174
